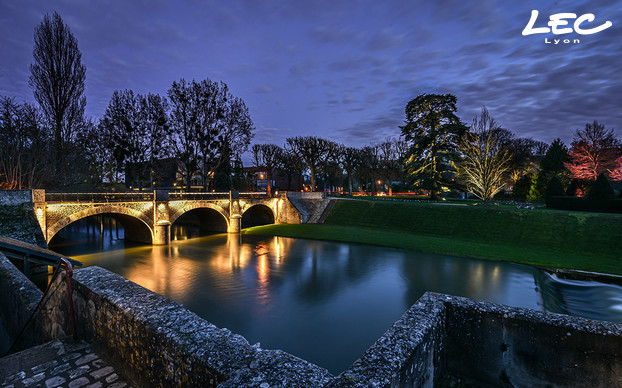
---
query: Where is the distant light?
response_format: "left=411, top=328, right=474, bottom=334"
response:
left=36, top=208, right=43, bottom=217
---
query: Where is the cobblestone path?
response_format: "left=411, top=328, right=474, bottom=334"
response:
left=0, top=337, right=132, bottom=388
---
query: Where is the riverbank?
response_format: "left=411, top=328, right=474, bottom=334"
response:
left=243, top=199, right=622, bottom=276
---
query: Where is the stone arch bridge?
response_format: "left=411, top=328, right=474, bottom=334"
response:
left=32, top=190, right=302, bottom=245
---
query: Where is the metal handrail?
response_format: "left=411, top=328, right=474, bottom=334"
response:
left=4, top=257, right=78, bottom=356
left=0, top=236, right=83, bottom=269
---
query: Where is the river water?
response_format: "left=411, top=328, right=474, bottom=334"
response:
left=47, top=220, right=622, bottom=374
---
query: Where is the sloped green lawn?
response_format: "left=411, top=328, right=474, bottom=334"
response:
left=243, top=200, right=622, bottom=276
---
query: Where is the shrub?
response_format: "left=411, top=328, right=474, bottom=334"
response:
left=588, top=173, right=615, bottom=212
left=512, top=174, right=532, bottom=199
left=546, top=196, right=589, bottom=211
left=609, top=199, right=622, bottom=213
left=588, top=173, right=615, bottom=200
left=545, top=176, right=565, bottom=197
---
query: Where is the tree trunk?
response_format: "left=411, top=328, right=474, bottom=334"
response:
left=202, top=159, right=208, bottom=192
left=348, top=173, right=352, bottom=196
left=310, top=166, right=316, bottom=192
left=185, top=162, right=192, bottom=192
left=266, top=168, right=272, bottom=198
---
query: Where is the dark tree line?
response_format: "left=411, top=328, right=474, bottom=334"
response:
left=1, top=12, right=254, bottom=192
left=93, top=79, right=254, bottom=191
left=250, top=136, right=408, bottom=196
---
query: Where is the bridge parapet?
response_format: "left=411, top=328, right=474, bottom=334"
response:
left=45, top=192, right=154, bottom=203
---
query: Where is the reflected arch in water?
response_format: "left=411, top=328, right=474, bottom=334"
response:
left=48, top=208, right=153, bottom=244
left=241, top=204, right=275, bottom=228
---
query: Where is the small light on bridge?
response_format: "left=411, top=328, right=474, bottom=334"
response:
left=37, top=208, right=43, bottom=217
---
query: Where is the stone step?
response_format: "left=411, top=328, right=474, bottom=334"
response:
left=0, top=336, right=132, bottom=388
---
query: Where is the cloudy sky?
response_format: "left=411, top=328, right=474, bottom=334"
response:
left=1, top=0, right=620, bottom=152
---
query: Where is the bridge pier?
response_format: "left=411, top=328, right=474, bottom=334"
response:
left=153, top=221, right=171, bottom=245
left=228, top=214, right=242, bottom=233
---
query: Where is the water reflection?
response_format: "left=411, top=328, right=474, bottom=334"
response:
left=48, top=221, right=622, bottom=374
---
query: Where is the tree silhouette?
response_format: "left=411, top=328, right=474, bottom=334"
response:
left=252, top=144, right=284, bottom=197
left=29, top=12, right=86, bottom=178
left=400, top=94, right=467, bottom=199
left=285, top=136, right=331, bottom=192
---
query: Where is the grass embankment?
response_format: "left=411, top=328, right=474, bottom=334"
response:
left=243, top=200, right=622, bottom=276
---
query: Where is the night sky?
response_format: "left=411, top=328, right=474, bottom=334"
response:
left=1, top=0, right=621, bottom=153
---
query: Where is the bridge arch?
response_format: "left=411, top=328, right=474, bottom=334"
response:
left=47, top=205, right=154, bottom=244
left=241, top=203, right=276, bottom=228
left=169, top=203, right=229, bottom=234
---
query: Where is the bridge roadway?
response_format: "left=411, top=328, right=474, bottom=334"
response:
left=31, top=190, right=302, bottom=246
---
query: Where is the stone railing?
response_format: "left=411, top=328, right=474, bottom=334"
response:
left=45, top=192, right=154, bottom=203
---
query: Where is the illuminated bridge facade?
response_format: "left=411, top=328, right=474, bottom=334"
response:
left=32, top=190, right=302, bottom=245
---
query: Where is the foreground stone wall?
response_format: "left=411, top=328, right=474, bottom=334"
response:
left=327, top=293, right=445, bottom=387
left=44, top=267, right=332, bottom=387
left=441, top=294, right=622, bottom=387
left=3, top=256, right=622, bottom=387
left=0, top=253, right=44, bottom=354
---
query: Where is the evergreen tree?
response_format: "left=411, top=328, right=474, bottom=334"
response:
left=400, top=93, right=467, bottom=199
left=540, top=138, right=568, bottom=175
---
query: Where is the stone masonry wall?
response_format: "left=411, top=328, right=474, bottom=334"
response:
left=0, top=190, right=33, bottom=205
left=43, top=266, right=332, bottom=387
left=440, top=293, right=622, bottom=387
left=0, top=190, right=47, bottom=247
left=326, top=292, right=446, bottom=387
left=0, top=252, right=44, bottom=354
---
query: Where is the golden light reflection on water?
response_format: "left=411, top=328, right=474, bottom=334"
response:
left=71, top=233, right=292, bottom=309
left=255, top=241, right=272, bottom=308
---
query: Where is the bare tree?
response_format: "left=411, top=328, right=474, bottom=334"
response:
left=285, top=136, right=331, bottom=192
left=168, top=79, right=199, bottom=191
left=378, top=138, right=406, bottom=195
left=280, top=149, right=305, bottom=191
left=320, top=141, right=343, bottom=192
left=459, top=107, right=511, bottom=204
left=340, top=147, right=361, bottom=195
left=0, top=97, right=50, bottom=189
left=252, top=144, right=284, bottom=197
left=564, top=121, right=621, bottom=181
left=99, top=90, right=145, bottom=187
left=141, top=93, right=170, bottom=189
left=167, top=78, right=253, bottom=192
left=29, top=12, right=86, bottom=177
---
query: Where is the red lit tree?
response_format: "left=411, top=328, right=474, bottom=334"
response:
left=564, top=121, right=622, bottom=181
